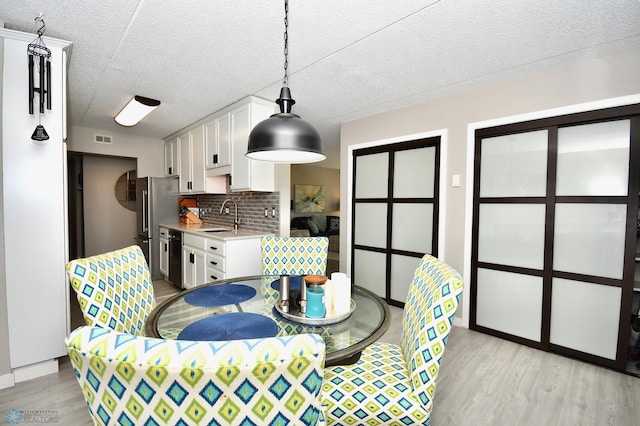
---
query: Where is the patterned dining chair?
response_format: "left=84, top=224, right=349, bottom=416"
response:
left=261, top=235, right=329, bottom=276
left=321, top=254, right=464, bottom=425
left=261, top=236, right=329, bottom=305
left=66, top=245, right=155, bottom=336
left=66, top=325, right=326, bottom=425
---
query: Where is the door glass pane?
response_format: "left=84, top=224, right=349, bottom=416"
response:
left=355, top=153, right=388, bottom=198
left=390, top=254, right=421, bottom=302
left=553, top=203, right=626, bottom=279
left=354, top=249, right=386, bottom=297
left=392, top=203, right=433, bottom=254
left=394, top=147, right=435, bottom=198
left=478, top=203, right=546, bottom=269
left=556, top=120, right=630, bottom=196
left=480, top=130, right=548, bottom=197
left=550, top=278, right=621, bottom=360
left=476, top=268, right=543, bottom=341
left=354, top=203, right=387, bottom=248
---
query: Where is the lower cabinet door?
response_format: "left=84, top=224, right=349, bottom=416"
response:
left=159, top=238, right=169, bottom=276
left=183, top=248, right=206, bottom=289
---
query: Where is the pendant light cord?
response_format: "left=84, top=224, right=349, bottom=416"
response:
left=283, top=0, right=289, bottom=88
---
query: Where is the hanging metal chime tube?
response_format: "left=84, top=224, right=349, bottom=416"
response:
left=28, top=54, right=34, bottom=115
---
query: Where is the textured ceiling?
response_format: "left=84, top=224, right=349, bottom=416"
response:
left=1, top=0, right=639, bottom=167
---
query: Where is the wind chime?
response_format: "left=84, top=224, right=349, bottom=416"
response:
left=27, top=15, right=51, bottom=141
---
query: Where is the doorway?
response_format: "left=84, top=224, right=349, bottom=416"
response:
left=67, top=152, right=137, bottom=329
left=67, top=153, right=138, bottom=258
left=470, top=103, right=640, bottom=373
left=351, top=136, right=441, bottom=306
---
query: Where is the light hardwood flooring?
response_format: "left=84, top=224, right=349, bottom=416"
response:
left=2, top=280, right=640, bottom=425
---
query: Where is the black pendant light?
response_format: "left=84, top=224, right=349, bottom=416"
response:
left=246, top=0, right=325, bottom=164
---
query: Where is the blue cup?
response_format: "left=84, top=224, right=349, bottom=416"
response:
left=306, top=286, right=325, bottom=318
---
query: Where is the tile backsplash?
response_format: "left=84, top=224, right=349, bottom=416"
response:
left=195, top=192, right=281, bottom=234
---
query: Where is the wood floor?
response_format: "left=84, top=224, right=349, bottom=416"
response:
left=3, top=280, right=639, bottom=425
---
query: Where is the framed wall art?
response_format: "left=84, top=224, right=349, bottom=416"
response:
left=294, top=184, right=325, bottom=212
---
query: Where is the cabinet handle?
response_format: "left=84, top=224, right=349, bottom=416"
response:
left=213, top=154, right=218, bottom=164
left=168, top=166, right=172, bottom=175
left=164, top=243, right=167, bottom=252
left=209, top=246, right=218, bottom=250
left=190, top=253, right=194, bottom=263
left=210, top=275, right=218, bottom=280
left=209, top=260, right=217, bottom=266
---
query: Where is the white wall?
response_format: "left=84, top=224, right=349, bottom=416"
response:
left=68, top=125, right=164, bottom=178
left=83, top=156, right=137, bottom=256
left=340, top=47, right=640, bottom=327
left=0, top=25, right=9, bottom=387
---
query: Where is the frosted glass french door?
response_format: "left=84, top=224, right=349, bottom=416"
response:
left=472, top=107, right=640, bottom=369
left=352, top=138, right=439, bottom=304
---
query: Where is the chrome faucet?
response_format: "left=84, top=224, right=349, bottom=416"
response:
left=220, top=199, right=239, bottom=230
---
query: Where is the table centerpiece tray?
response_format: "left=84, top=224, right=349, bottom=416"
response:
left=274, top=298, right=356, bottom=326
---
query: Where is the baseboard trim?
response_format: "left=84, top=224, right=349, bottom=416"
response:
left=0, top=372, right=15, bottom=390
left=12, top=359, right=59, bottom=383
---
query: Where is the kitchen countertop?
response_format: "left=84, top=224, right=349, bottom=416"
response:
left=160, top=223, right=273, bottom=241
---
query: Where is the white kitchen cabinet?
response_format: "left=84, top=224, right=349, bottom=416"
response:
left=178, top=126, right=226, bottom=194
left=179, top=127, right=204, bottom=193
left=204, top=235, right=263, bottom=280
left=181, top=232, right=263, bottom=288
left=164, top=138, right=179, bottom=177
left=1, top=28, right=72, bottom=379
left=182, top=233, right=207, bottom=289
left=159, top=227, right=169, bottom=277
left=205, top=113, right=231, bottom=174
left=183, top=248, right=206, bottom=290
left=229, top=97, right=276, bottom=191
left=166, top=96, right=275, bottom=192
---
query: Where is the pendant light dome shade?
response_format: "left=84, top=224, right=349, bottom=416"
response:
left=247, top=88, right=325, bottom=163
left=246, top=1, right=325, bottom=164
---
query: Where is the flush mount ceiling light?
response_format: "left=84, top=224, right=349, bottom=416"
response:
left=115, top=95, right=161, bottom=126
left=246, top=0, right=325, bottom=164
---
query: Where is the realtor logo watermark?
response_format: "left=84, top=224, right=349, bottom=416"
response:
left=5, top=410, right=59, bottom=424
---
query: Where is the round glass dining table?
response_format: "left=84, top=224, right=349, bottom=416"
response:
left=145, top=275, right=390, bottom=366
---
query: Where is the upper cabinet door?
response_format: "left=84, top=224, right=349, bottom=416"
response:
left=178, top=131, right=192, bottom=193
left=190, top=125, right=206, bottom=193
left=164, top=138, right=179, bottom=177
left=205, top=114, right=231, bottom=172
left=229, top=99, right=276, bottom=192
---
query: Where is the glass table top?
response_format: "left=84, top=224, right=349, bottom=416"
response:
left=145, top=275, right=390, bottom=366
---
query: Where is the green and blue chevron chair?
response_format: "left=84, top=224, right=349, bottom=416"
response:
left=66, top=325, right=326, bottom=425
left=67, top=245, right=155, bottom=336
left=261, top=236, right=329, bottom=304
left=321, top=254, right=464, bottom=425
left=261, top=236, right=329, bottom=276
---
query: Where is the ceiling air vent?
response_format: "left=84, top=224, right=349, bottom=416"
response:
left=94, top=134, right=112, bottom=144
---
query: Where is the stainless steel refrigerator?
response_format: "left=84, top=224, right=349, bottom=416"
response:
left=136, top=176, right=179, bottom=280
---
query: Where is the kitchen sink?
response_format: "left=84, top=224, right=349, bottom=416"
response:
left=199, top=228, right=232, bottom=233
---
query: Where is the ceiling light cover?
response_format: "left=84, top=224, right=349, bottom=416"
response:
left=115, top=95, right=160, bottom=126
left=246, top=0, right=324, bottom=164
